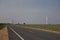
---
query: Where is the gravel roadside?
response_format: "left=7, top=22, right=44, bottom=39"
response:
left=0, top=26, right=9, bottom=40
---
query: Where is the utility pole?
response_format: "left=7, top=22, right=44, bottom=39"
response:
left=12, top=19, right=14, bottom=24
left=18, top=16, right=19, bottom=24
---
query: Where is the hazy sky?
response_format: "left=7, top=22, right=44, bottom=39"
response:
left=0, top=0, right=60, bottom=24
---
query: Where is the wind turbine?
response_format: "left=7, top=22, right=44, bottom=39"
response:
left=46, top=16, right=48, bottom=24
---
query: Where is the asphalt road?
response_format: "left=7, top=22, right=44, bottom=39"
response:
left=8, top=25, right=60, bottom=40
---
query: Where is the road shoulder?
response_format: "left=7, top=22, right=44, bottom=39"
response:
left=31, top=28, right=60, bottom=34
left=18, top=26, right=60, bottom=34
left=0, top=26, right=9, bottom=40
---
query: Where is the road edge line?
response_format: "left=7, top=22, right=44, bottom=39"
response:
left=9, top=27, right=24, bottom=40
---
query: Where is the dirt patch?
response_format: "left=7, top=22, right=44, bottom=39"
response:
left=0, top=26, right=9, bottom=40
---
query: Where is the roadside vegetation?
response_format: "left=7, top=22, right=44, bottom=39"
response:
left=0, top=23, right=6, bottom=30
left=16, top=24, right=60, bottom=32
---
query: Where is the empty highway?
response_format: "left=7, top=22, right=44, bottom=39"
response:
left=8, top=25, right=60, bottom=40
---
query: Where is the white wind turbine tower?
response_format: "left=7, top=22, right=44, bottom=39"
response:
left=46, top=16, right=48, bottom=24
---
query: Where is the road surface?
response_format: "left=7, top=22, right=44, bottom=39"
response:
left=8, top=25, right=60, bottom=40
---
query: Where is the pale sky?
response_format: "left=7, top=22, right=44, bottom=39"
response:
left=0, top=0, right=60, bottom=24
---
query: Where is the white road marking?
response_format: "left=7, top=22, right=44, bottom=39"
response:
left=29, top=31, right=34, bottom=33
left=29, top=31, right=35, bottom=33
left=9, top=27, right=24, bottom=40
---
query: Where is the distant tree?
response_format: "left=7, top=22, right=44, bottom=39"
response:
left=18, top=22, right=20, bottom=24
left=23, top=22, right=26, bottom=25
